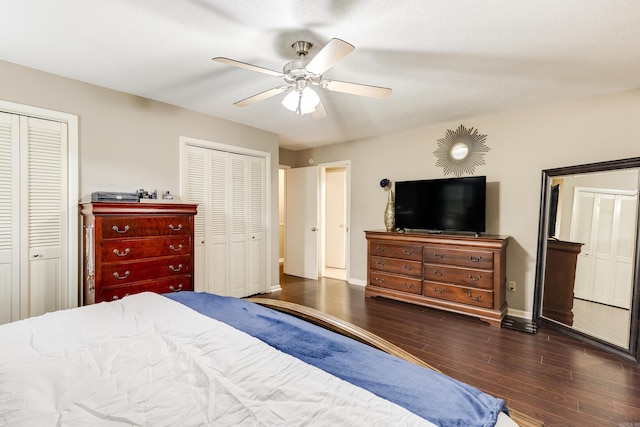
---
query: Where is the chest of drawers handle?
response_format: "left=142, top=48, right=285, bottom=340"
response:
left=169, top=284, right=183, bottom=292
left=432, top=252, right=445, bottom=259
left=376, top=261, right=386, bottom=267
left=432, top=269, right=444, bottom=277
left=403, top=264, right=414, bottom=271
left=169, top=223, right=183, bottom=232
left=169, top=264, right=183, bottom=272
left=465, top=290, right=482, bottom=301
left=169, top=244, right=183, bottom=252
left=112, top=225, right=130, bottom=234
left=113, top=271, right=130, bottom=280
left=468, top=274, right=481, bottom=281
left=113, top=248, right=131, bottom=257
left=432, top=287, right=446, bottom=294
left=375, top=246, right=387, bottom=253
left=375, top=277, right=386, bottom=284
left=403, top=282, right=414, bottom=289
left=467, top=255, right=482, bottom=262
left=112, top=293, right=130, bottom=300
left=403, top=249, right=414, bottom=255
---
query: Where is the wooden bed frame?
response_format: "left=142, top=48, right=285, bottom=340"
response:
left=246, top=298, right=543, bottom=427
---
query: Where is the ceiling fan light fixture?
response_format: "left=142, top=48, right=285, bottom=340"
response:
left=282, top=86, right=320, bottom=115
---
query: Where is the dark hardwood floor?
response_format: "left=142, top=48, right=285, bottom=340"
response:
left=253, top=273, right=640, bottom=427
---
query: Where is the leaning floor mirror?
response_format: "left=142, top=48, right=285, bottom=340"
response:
left=533, top=157, right=640, bottom=363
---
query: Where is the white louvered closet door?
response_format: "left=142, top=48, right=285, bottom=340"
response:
left=184, top=146, right=265, bottom=297
left=0, top=113, right=68, bottom=324
left=571, top=188, right=637, bottom=308
left=0, top=112, right=19, bottom=324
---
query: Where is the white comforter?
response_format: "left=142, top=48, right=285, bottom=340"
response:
left=0, top=292, right=435, bottom=426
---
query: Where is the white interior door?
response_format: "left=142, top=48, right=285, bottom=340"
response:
left=285, top=166, right=319, bottom=279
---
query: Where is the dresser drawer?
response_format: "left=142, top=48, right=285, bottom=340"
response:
left=101, top=255, right=192, bottom=286
left=369, top=240, right=422, bottom=261
left=369, top=272, right=422, bottom=294
left=101, top=216, right=192, bottom=238
left=370, top=256, right=422, bottom=277
left=423, top=282, right=493, bottom=309
left=423, top=246, right=493, bottom=269
left=102, top=236, right=192, bottom=262
left=423, top=264, right=493, bottom=289
left=102, top=276, right=193, bottom=301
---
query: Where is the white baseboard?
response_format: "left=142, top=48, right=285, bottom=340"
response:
left=506, top=307, right=532, bottom=320
left=348, top=278, right=367, bottom=287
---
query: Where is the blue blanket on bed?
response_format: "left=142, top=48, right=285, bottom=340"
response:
left=165, top=292, right=507, bottom=427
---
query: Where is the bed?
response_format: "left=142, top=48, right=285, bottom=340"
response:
left=0, top=291, right=539, bottom=426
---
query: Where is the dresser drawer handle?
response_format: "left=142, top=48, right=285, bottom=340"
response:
left=376, top=261, right=386, bottom=267
left=402, top=249, right=414, bottom=255
left=375, top=246, right=387, bottom=253
left=402, top=282, right=414, bottom=289
left=169, top=244, right=184, bottom=252
left=402, top=264, right=414, bottom=271
left=113, top=271, right=130, bottom=280
left=467, top=256, right=482, bottom=262
left=432, top=287, right=446, bottom=294
left=375, top=277, right=385, bottom=283
left=432, top=269, right=444, bottom=277
left=468, top=274, right=481, bottom=281
left=112, top=248, right=131, bottom=257
left=169, top=284, right=183, bottom=292
left=432, top=252, right=445, bottom=259
left=465, top=290, right=482, bottom=301
left=112, top=225, right=130, bottom=234
left=169, top=264, right=183, bottom=272
left=112, top=293, right=130, bottom=300
left=169, top=224, right=183, bottom=232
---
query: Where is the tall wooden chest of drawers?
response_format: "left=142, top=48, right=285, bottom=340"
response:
left=81, top=202, right=198, bottom=304
left=366, top=230, right=509, bottom=326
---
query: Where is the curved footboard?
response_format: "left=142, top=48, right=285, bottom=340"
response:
left=246, top=297, right=543, bottom=427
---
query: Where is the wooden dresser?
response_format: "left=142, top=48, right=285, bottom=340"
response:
left=80, top=202, right=198, bottom=304
left=365, top=230, right=509, bottom=326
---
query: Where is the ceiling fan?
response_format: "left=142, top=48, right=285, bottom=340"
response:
left=212, top=38, right=392, bottom=118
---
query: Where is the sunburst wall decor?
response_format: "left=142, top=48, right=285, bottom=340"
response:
left=433, top=124, right=490, bottom=177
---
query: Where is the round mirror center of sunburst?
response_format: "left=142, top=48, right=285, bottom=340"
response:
left=450, top=142, right=470, bottom=160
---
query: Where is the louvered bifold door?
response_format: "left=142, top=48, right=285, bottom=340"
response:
left=247, top=156, right=265, bottom=296
left=229, top=153, right=248, bottom=298
left=184, top=145, right=207, bottom=291
left=0, top=113, right=19, bottom=324
left=571, top=190, right=595, bottom=300
left=207, top=150, right=230, bottom=295
left=20, top=116, right=67, bottom=319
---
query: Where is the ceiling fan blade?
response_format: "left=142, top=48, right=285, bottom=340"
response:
left=322, top=79, right=392, bottom=99
left=306, top=38, right=355, bottom=75
left=212, top=57, right=283, bottom=77
left=312, top=100, right=327, bottom=119
left=234, top=86, right=289, bottom=107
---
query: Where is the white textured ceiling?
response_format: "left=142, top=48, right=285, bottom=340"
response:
left=2, top=1, right=640, bottom=150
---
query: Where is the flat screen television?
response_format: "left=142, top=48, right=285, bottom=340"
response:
left=394, top=176, right=486, bottom=233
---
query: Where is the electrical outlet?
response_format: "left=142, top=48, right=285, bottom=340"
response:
left=507, top=281, right=516, bottom=292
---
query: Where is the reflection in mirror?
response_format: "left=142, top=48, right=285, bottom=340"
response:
left=534, top=158, right=640, bottom=363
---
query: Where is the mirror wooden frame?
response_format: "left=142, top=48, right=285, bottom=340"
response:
left=533, top=157, right=640, bottom=363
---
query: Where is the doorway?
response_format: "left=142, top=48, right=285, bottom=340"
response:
left=321, top=165, right=348, bottom=280
left=281, top=161, right=350, bottom=282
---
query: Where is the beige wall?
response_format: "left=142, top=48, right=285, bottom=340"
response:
left=0, top=59, right=281, bottom=290
left=282, top=88, right=640, bottom=317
